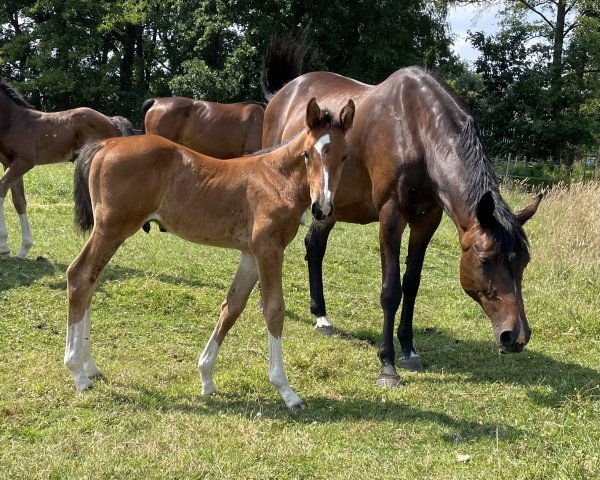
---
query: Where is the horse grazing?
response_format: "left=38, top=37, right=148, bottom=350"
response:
left=65, top=98, right=355, bottom=409
left=0, top=77, right=135, bottom=259
left=262, top=56, right=542, bottom=386
left=141, top=97, right=264, bottom=157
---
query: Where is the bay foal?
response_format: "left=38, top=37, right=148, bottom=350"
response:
left=0, top=77, right=135, bottom=259
left=65, top=98, right=355, bottom=408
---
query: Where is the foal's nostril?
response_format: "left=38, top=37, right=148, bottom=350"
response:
left=311, top=202, right=322, bottom=221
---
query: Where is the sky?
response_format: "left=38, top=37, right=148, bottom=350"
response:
left=448, top=3, right=503, bottom=64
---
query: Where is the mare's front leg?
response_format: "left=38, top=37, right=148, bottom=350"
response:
left=397, top=209, right=442, bottom=371
left=254, top=242, right=304, bottom=409
left=65, top=229, right=126, bottom=390
left=304, top=218, right=336, bottom=334
left=10, top=178, right=33, bottom=259
left=0, top=158, right=34, bottom=258
left=198, top=251, right=258, bottom=395
left=376, top=199, right=406, bottom=387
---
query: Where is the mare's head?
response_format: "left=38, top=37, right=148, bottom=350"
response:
left=302, top=97, right=355, bottom=222
left=459, top=191, right=542, bottom=353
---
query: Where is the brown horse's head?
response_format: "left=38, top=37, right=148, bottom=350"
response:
left=302, top=97, right=355, bottom=222
left=459, top=191, right=542, bottom=353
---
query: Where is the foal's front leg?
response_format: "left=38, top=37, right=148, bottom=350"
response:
left=10, top=178, right=33, bottom=259
left=198, top=252, right=258, bottom=395
left=255, top=245, right=304, bottom=409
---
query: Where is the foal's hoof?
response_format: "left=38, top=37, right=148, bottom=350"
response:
left=201, top=381, right=216, bottom=395
left=375, top=374, right=404, bottom=388
left=287, top=399, right=307, bottom=411
left=398, top=354, right=423, bottom=371
left=84, top=361, right=103, bottom=379
left=315, top=325, right=334, bottom=336
left=74, top=374, right=93, bottom=391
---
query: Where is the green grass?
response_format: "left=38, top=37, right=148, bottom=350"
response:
left=1, top=163, right=598, bottom=479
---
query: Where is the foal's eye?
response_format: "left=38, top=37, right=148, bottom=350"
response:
left=303, top=151, right=310, bottom=162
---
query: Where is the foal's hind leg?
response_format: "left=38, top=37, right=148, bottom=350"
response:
left=10, top=178, right=33, bottom=259
left=397, top=210, right=442, bottom=371
left=65, top=229, right=126, bottom=390
left=199, top=252, right=258, bottom=395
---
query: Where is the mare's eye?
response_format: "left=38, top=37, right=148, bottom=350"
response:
left=341, top=155, right=348, bottom=163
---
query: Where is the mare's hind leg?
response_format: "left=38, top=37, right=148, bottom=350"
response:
left=65, top=229, right=127, bottom=390
left=10, top=178, right=33, bottom=259
left=397, top=209, right=443, bottom=371
left=304, top=218, right=336, bottom=334
left=0, top=158, right=34, bottom=258
left=199, top=251, right=258, bottom=395
left=376, top=199, right=407, bottom=388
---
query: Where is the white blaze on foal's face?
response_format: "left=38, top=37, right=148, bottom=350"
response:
left=310, top=133, right=333, bottom=216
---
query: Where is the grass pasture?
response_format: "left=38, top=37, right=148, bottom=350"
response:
left=0, top=164, right=598, bottom=479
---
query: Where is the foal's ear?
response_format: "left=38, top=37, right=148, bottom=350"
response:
left=515, top=192, right=543, bottom=225
left=339, top=99, right=355, bottom=131
left=306, top=97, right=321, bottom=129
left=476, top=191, right=496, bottom=228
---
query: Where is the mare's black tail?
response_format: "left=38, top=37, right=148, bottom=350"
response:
left=261, top=26, right=312, bottom=101
left=74, top=141, right=103, bottom=234
left=140, top=98, right=156, bottom=133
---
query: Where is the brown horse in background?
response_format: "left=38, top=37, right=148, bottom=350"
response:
left=262, top=44, right=542, bottom=387
left=65, top=98, right=354, bottom=409
left=0, top=77, right=135, bottom=259
left=141, top=97, right=264, bottom=158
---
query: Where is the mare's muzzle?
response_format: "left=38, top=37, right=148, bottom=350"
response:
left=311, top=201, right=333, bottom=222
left=498, top=323, right=531, bottom=353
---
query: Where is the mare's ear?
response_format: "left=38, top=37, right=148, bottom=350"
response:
left=306, top=97, right=321, bottom=129
left=515, top=192, right=543, bottom=225
left=476, top=191, right=496, bottom=228
left=340, top=99, right=355, bottom=131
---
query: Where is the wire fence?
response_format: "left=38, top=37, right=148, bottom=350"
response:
left=492, top=153, right=598, bottom=186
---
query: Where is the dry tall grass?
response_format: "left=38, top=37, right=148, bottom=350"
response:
left=528, top=182, right=600, bottom=274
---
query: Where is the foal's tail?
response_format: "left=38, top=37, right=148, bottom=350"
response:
left=140, top=98, right=156, bottom=134
left=261, top=26, right=311, bottom=101
left=74, top=141, right=103, bottom=234
left=110, top=115, right=137, bottom=136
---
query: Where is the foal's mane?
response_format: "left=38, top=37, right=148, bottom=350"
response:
left=0, top=77, right=34, bottom=109
left=458, top=116, right=529, bottom=258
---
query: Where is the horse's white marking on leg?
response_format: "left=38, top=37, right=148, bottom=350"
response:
left=314, top=133, right=330, bottom=155
left=268, top=333, right=303, bottom=409
left=198, top=327, right=220, bottom=395
left=64, top=318, right=92, bottom=390
left=15, top=213, right=33, bottom=259
left=0, top=197, right=9, bottom=257
left=315, top=315, right=333, bottom=329
left=81, top=308, right=102, bottom=378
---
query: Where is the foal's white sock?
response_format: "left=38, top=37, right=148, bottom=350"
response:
left=0, top=197, right=9, bottom=256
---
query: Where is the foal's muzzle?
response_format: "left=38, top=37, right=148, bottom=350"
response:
left=311, top=201, right=333, bottom=222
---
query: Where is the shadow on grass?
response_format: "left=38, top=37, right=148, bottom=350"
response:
left=106, top=382, right=521, bottom=443
left=287, top=310, right=599, bottom=409
left=0, top=257, right=227, bottom=292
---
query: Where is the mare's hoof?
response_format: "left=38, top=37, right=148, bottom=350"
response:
left=287, top=400, right=307, bottom=411
left=315, top=325, right=334, bottom=336
left=375, top=374, right=404, bottom=388
left=398, top=354, right=423, bottom=371
left=84, top=362, right=103, bottom=379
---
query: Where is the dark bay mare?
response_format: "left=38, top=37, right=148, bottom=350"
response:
left=262, top=58, right=542, bottom=386
left=141, top=97, right=264, bottom=157
left=66, top=98, right=354, bottom=409
left=0, top=77, right=135, bottom=259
